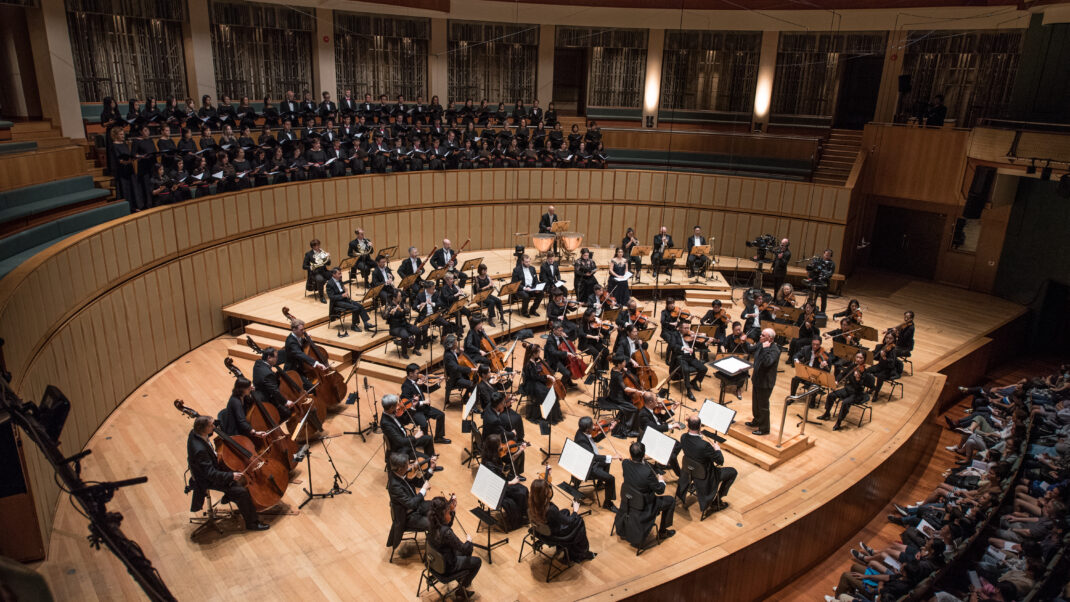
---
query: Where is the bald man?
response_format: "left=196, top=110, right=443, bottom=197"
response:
left=771, top=238, right=791, bottom=293
left=745, top=327, right=781, bottom=436
left=651, top=226, right=674, bottom=276
left=539, top=205, right=559, bottom=253
left=430, top=238, right=467, bottom=287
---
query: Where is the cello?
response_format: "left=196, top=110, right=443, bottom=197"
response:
left=246, top=337, right=327, bottom=437
left=557, top=336, right=588, bottom=381
left=630, top=343, right=658, bottom=390
left=281, top=306, right=345, bottom=407
left=174, top=399, right=289, bottom=511
left=224, top=358, right=298, bottom=471
left=478, top=329, right=507, bottom=373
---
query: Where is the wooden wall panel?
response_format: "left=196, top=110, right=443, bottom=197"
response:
left=0, top=146, right=90, bottom=191
left=860, top=124, right=969, bottom=206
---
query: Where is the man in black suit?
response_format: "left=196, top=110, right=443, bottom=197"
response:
left=621, top=441, right=676, bottom=539
left=370, top=254, right=397, bottom=306
left=284, top=318, right=324, bottom=381
left=442, top=334, right=475, bottom=403
left=481, top=393, right=526, bottom=475
left=540, top=252, right=563, bottom=290
left=430, top=238, right=467, bottom=287
left=326, top=268, right=375, bottom=332
left=771, top=238, right=791, bottom=293
left=280, top=91, right=299, bottom=124
left=685, top=226, right=709, bottom=277
left=538, top=205, right=558, bottom=234
left=400, top=363, right=450, bottom=444
left=789, top=337, right=833, bottom=397
left=318, top=91, right=337, bottom=123
left=385, top=451, right=432, bottom=542
left=746, top=327, right=781, bottom=435
left=573, top=416, right=618, bottom=511
left=676, top=415, right=735, bottom=512
left=380, top=394, right=438, bottom=458
left=634, top=393, right=683, bottom=476
left=544, top=321, right=576, bottom=388
left=252, top=347, right=293, bottom=420
left=347, top=228, right=375, bottom=284
left=397, top=245, right=426, bottom=300
left=187, top=416, right=269, bottom=530
left=302, top=238, right=331, bottom=303
left=511, top=254, right=544, bottom=317
left=651, top=226, right=674, bottom=276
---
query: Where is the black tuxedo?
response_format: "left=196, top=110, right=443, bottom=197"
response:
left=790, top=345, right=833, bottom=396
left=749, top=342, right=781, bottom=431
left=686, top=235, right=709, bottom=275
left=651, top=233, right=674, bottom=274
left=284, top=332, right=317, bottom=375
left=430, top=247, right=467, bottom=287
left=510, top=265, right=543, bottom=315
left=443, top=349, right=474, bottom=399
left=381, top=412, right=435, bottom=458
left=401, top=378, right=446, bottom=439
left=186, top=431, right=257, bottom=524
left=540, top=262, right=562, bottom=288
left=634, top=407, right=682, bottom=475
left=370, top=264, right=396, bottom=305
left=620, top=459, right=674, bottom=532
left=572, top=429, right=616, bottom=502
left=217, top=395, right=252, bottom=437
left=386, top=470, right=430, bottom=546
left=326, top=277, right=370, bottom=327
left=252, top=359, right=290, bottom=419
left=676, top=432, right=736, bottom=509
left=302, top=249, right=330, bottom=297
left=538, top=212, right=558, bottom=234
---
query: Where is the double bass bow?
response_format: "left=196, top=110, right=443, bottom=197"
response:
left=174, top=399, right=289, bottom=511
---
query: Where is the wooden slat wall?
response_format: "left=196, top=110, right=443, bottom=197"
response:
left=0, top=146, right=90, bottom=191
left=601, top=129, right=820, bottom=161
left=0, top=168, right=852, bottom=547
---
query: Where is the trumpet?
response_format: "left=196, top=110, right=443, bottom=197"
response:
left=310, top=249, right=331, bottom=270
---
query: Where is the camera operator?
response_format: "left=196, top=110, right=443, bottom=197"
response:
left=807, top=249, right=835, bottom=313
left=771, top=238, right=790, bottom=293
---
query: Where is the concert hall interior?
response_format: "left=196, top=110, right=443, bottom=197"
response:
left=0, top=0, right=1069, bottom=600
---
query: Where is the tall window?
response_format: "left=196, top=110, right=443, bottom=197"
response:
left=335, top=12, right=429, bottom=100
left=447, top=20, right=537, bottom=104
left=209, top=0, right=313, bottom=100
left=771, top=32, right=886, bottom=118
left=660, top=31, right=761, bottom=113
left=65, top=0, right=187, bottom=102
left=897, top=30, right=1023, bottom=127
left=556, top=27, right=647, bottom=108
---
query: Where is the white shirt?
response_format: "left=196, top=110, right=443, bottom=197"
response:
left=522, top=267, right=533, bottom=287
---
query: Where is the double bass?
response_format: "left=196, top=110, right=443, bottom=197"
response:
left=281, top=307, right=345, bottom=407
left=246, top=337, right=327, bottom=437
left=174, top=399, right=289, bottom=511
left=224, top=358, right=298, bottom=471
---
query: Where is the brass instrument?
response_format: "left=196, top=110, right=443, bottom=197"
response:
left=354, top=239, right=372, bottom=258
left=310, top=249, right=331, bottom=270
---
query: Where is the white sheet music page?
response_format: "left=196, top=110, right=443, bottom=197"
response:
left=471, top=464, right=506, bottom=509
left=699, top=399, right=736, bottom=434
left=640, top=426, right=676, bottom=465
left=557, top=438, right=595, bottom=481
left=540, top=387, right=557, bottom=420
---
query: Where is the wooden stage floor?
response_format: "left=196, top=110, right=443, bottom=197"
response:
left=32, top=271, right=1025, bottom=601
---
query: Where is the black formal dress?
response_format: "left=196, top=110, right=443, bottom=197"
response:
left=539, top=501, right=593, bottom=561
left=386, top=470, right=430, bottom=546
left=428, top=525, right=481, bottom=588
left=480, top=456, right=528, bottom=530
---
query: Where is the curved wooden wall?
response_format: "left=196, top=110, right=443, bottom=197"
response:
left=0, top=168, right=852, bottom=547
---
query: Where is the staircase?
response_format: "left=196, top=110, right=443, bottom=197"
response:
left=812, top=129, right=862, bottom=186
left=10, top=121, right=70, bottom=149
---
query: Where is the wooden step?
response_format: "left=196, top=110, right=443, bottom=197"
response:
left=719, top=437, right=780, bottom=471
left=10, top=121, right=55, bottom=134
left=226, top=344, right=347, bottom=370
left=359, top=362, right=408, bottom=385
left=685, top=289, right=733, bottom=301
left=242, top=324, right=353, bottom=363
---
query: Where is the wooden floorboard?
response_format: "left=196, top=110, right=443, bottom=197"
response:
left=31, top=270, right=1026, bottom=602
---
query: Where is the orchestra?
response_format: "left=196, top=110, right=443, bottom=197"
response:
left=178, top=207, right=924, bottom=600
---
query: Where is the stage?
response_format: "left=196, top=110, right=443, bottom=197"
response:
left=31, top=265, right=1026, bottom=601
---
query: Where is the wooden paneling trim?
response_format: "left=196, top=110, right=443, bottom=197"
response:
left=0, top=146, right=89, bottom=192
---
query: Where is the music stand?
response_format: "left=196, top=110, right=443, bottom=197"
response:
left=338, top=256, right=359, bottom=294
left=498, top=281, right=522, bottom=331
left=780, top=307, right=802, bottom=324
left=697, top=324, right=718, bottom=338
left=427, top=267, right=447, bottom=282
left=469, top=465, right=510, bottom=564
left=539, top=387, right=559, bottom=461
left=778, top=386, right=822, bottom=446
left=601, top=307, right=619, bottom=323
left=398, top=274, right=418, bottom=292
left=710, top=354, right=752, bottom=406
left=761, top=320, right=797, bottom=342
left=858, top=325, right=879, bottom=342
left=461, top=257, right=483, bottom=273
left=791, top=364, right=834, bottom=426
left=550, top=220, right=570, bottom=233
left=380, top=245, right=398, bottom=259
left=662, top=248, right=683, bottom=283
left=699, top=399, right=736, bottom=441
left=689, top=245, right=711, bottom=284
left=555, top=438, right=597, bottom=509
left=833, top=341, right=872, bottom=364
left=362, top=283, right=385, bottom=330
left=632, top=245, right=652, bottom=284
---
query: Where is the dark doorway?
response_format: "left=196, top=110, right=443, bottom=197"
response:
left=833, top=55, right=884, bottom=130
left=553, top=48, right=587, bottom=115
left=868, top=205, right=945, bottom=280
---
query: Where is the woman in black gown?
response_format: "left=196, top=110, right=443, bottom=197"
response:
left=479, top=434, right=529, bottom=531
left=528, top=477, right=595, bottom=562
left=426, top=496, right=481, bottom=596
left=522, top=346, right=563, bottom=423
left=608, top=247, right=631, bottom=306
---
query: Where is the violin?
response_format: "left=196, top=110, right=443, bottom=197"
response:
left=596, top=289, right=618, bottom=310
left=224, top=358, right=298, bottom=471
left=631, top=305, right=649, bottom=329
left=498, top=439, right=529, bottom=458
left=589, top=419, right=617, bottom=437
left=669, top=307, right=693, bottom=322
left=281, top=307, right=345, bottom=408
left=405, top=456, right=435, bottom=480
left=850, top=308, right=863, bottom=324
left=704, top=308, right=729, bottom=327
left=588, top=316, right=615, bottom=336
left=174, top=400, right=289, bottom=511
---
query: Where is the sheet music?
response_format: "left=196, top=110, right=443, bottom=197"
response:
left=462, top=385, right=479, bottom=421
left=640, top=426, right=676, bottom=465
left=533, top=282, right=547, bottom=292
left=557, top=438, right=594, bottom=481
left=699, top=400, right=736, bottom=434
left=613, top=271, right=633, bottom=282
left=712, top=355, right=752, bottom=376
left=554, top=280, right=566, bottom=289
left=540, top=387, right=557, bottom=420
left=915, top=519, right=935, bottom=537
left=471, top=464, right=506, bottom=510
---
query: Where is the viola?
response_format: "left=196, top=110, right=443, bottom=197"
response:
left=224, top=358, right=298, bottom=471
left=174, top=400, right=289, bottom=511
left=282, top=306, right=345, bottom=407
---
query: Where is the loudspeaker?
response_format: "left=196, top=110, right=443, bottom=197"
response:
left=898, top=74, right=912, bottom=94
left=963, top=165, right=996, bottom=219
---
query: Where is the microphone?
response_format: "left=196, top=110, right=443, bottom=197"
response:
left=363, top=377, right=369, bottom=391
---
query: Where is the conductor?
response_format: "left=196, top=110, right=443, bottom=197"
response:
left=745, top=327, right=780, bottom=436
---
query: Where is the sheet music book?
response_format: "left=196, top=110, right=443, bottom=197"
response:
left=557, top=438, right=595, bottom=481
left=211, top=171, right=224, bottom=179
left=640, top=426, right=676, bottom=466
left=462, top=385, right=479, bottom=421
left=471, top=464, right=506, bottom=510
left=970, top=460, right=989, bottom=473
left=711, top=355, right=752, bottom=376
left=915, top=519, right=935, bottom=537
left=613, top=271, right=633, bottom=282
left=884, top=555, right=902, bottom=571
left=699, top=400, right=736, bottom=434
left=533, top=282, right=547, bottom=292
left=554, top=280, right=566, bottom=289
left=540, top=387, right=557, bottom=420
left=968, top=571, right=981, bottom=589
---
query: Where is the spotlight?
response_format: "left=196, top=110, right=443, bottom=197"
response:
left=1041, top=161, right=1052, bottom=181
left=1026, top=159, right=1036, bottom=175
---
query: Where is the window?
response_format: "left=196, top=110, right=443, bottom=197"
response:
left=897, top=30, right=1023, bottom=127
left=661, top=30, right=761, bottom=113
left=447, top=20, right=537, bottom=104
left=335, top=12, right=429, bottom=100
left=557, top=27, right=647, bottom=108
left=209, top=0, right=313, bottom=100
left=771, top=32, right=886, bottom=118
left=66, top=0, right=186, bottom=102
